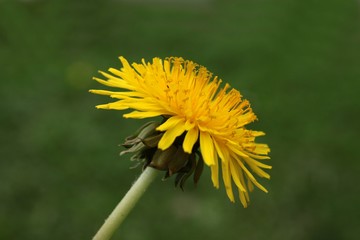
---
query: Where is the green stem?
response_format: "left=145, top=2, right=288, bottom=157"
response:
left=93, top=167, right=159, bottom=240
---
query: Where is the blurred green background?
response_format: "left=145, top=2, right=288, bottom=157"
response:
left=1, top=0, right=359, bottom=239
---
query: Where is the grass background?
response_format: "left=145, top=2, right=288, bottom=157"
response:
left=1, top=0, right=359, bottom=239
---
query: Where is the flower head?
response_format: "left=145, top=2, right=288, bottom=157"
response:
left=90, top=56, right=271, bottom=207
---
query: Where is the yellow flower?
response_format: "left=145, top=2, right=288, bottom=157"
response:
left=90, top=56, right=271, bottom=207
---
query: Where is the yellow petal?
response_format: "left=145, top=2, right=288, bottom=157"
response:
left=119, top=56, right=132, bottom=70
left=239, top=191, right=248, bottom=208
left=234, top=155, right=268, bottom=193
left=229, top=160, right=246, bottom=192
left=156, top=116, right=184, bottom=131
left=123, top=111, right=162, bottom=119
left=247, top=177, right=254, bottom=192
left=89, top=89, right=143, bottom=99
left=246, top=163, right=271, bottom=179
left=95, top=102, right=128, bottom=110
left=125, top=101, right=165, bottom=112
left=243, top=156, right=272, bottom=179
left=251, top=131, right=266, bottom=137
left=244, top=155, right=272, bottom=169
left=227, top=143, right=250, bottom=158
left=245, top=151, right=271, bottom=160
left=222, top=160, right=235, bottom=202
left=107, top=67, right=123, bottom=77
left=254, top=144, right=270, bottom=155
left=213, top=139, right=226, bottom=162
left=210, top=153, right=219, bottom=188
left=238, top=165, right=250, bottom=207
left=199, top=131, right=215, bottom=166
left=158, top=122, right=186, bottom=150
left=184, top=120, right=195, bottom=130
left=183, top=127, right=199, bottom=153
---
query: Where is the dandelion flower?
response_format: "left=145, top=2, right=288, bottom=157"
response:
left=90, top=56, right=271, bottom=207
